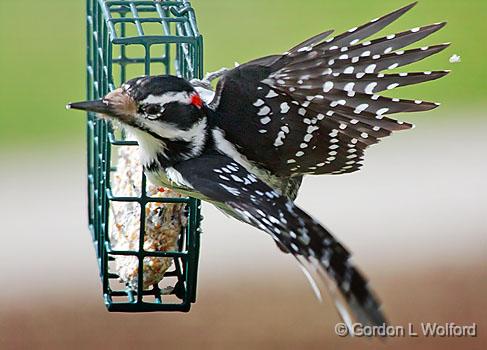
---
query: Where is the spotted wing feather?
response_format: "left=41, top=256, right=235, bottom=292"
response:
left=174, top=154, right=386, bottom=327
left=286, top=29, right=335, bottom=56
left=294, top=71, right=448, bottom=95
left=282, top=22, right=447, bottom=73
left=316, top=2, right=419, bottom=50
left=212, top=2, right=448, bottom=177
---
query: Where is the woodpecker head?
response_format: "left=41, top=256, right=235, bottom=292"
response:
left=68, top=75, right=205, bottom=136
left=67, top=75, right=208, bottom=163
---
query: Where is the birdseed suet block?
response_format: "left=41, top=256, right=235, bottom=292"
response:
left=110, top=145, right=187, bottom=290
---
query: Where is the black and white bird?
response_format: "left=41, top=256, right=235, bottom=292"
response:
left=68, top=2, right=449, bottom=330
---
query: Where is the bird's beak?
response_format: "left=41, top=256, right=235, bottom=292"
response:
left=66, top=99, right=113, bottom=115
left=66, top=88, right=136, bottom=122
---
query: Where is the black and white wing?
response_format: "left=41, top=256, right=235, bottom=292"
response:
left=212, top=2, right=449, bottom=176
left=173, top=154, right=386, bottom=328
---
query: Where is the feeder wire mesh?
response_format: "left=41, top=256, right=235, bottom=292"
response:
left=86, top=0, right=203, bottom=312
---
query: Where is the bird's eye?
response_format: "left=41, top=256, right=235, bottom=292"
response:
left=142, top=104, right=163, bottom=119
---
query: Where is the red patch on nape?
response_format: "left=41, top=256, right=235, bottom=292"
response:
left=190, top=93, right=203, bottom=109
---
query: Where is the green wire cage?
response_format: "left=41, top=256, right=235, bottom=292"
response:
left=86, top=0, right=203, bottom=312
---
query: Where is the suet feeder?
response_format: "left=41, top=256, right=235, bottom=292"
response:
left=86, top=0, right=203, bottom=312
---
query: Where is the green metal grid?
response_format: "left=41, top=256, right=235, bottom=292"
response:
left=86, top=0, right=203, bottom=312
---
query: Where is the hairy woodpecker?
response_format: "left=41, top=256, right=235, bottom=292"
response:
left=68, top=2, right=449, bottom=330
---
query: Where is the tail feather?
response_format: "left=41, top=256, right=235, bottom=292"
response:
left=293, top=245, right=386, bottom=330
left=225, top=181, right=388, bottom=327
left=263, top=215, right=387, bottom=328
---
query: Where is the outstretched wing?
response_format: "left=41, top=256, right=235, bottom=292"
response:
left=212, top=2, right=449, bottom=176
left=173, top=154, right=386, bottom=328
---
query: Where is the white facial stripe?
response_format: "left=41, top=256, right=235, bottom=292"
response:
left=141, top=91, right=192, bottom=106
left=140, top=117, right=207, bottom=143
left=128, top=118, right=207, bottom=165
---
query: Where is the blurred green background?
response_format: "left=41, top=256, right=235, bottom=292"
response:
left=0, top=0, right=486, bottom=152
